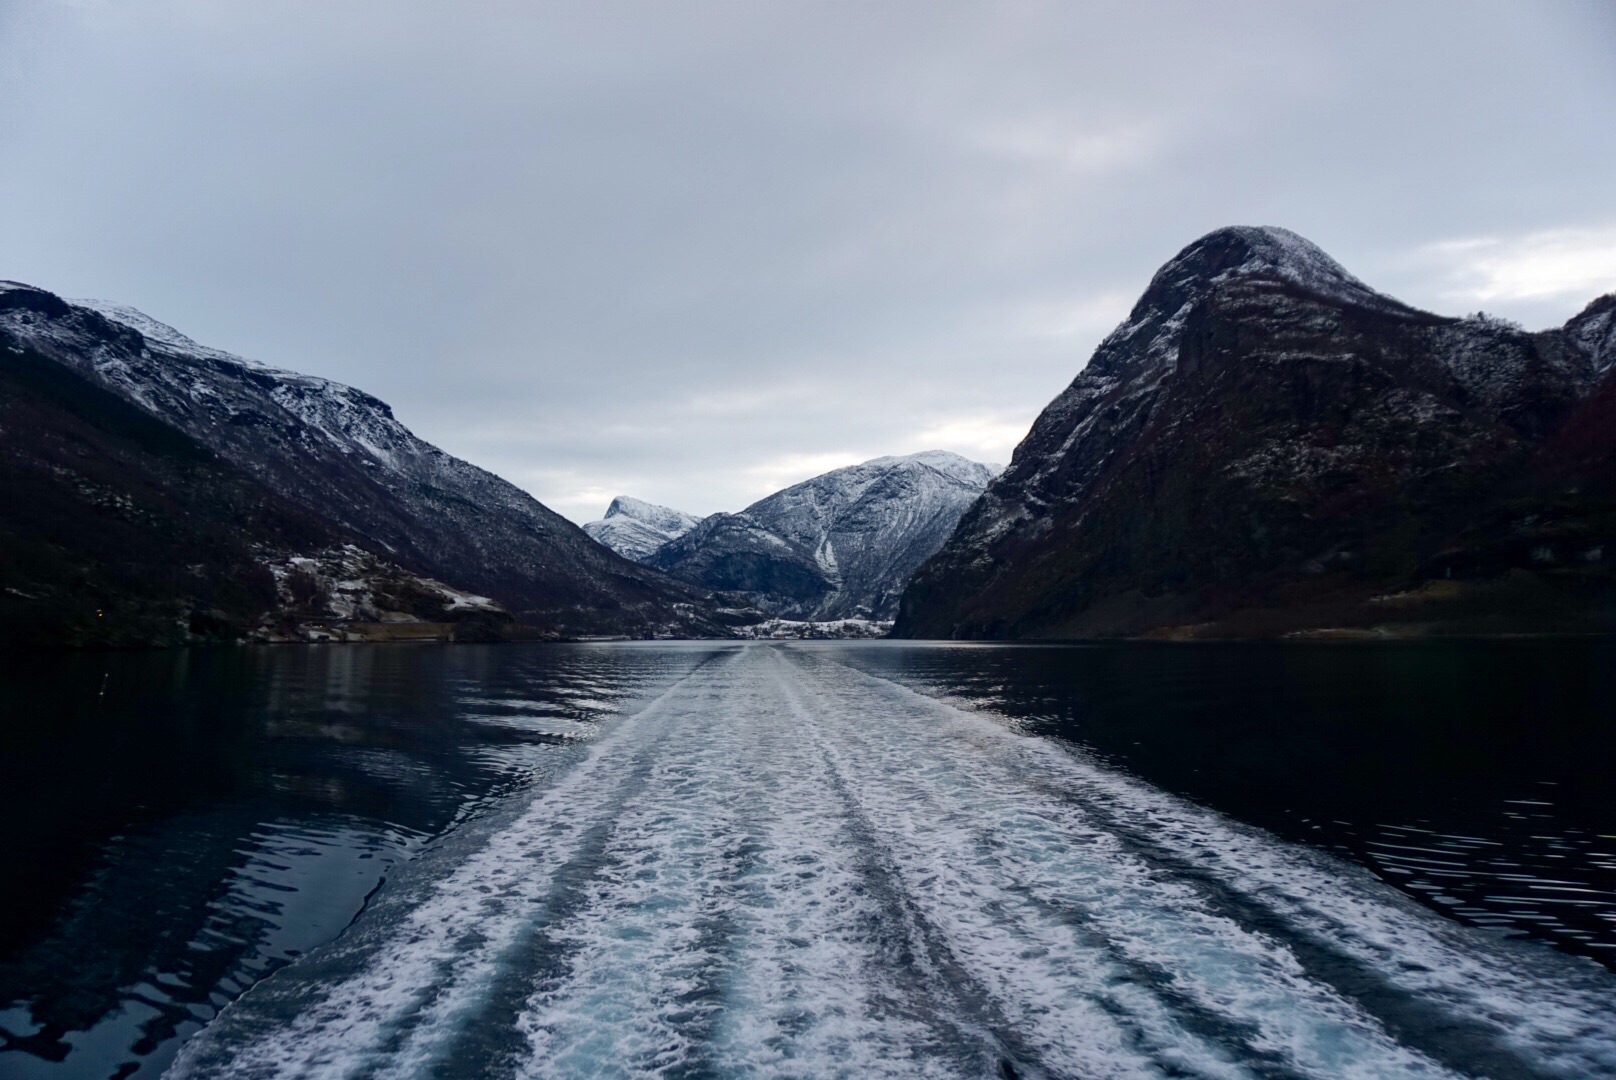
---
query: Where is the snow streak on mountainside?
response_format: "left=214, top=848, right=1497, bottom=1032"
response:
left=0, top=326, right=356, bottom=646
left=583, top=497, right=705, bottom=562
left=895, top=226, right=1616, bottom=640
left=646, top=451, right=1001, bottom=620
left=0, top=282, right=728, bottom=638
left=170, top=644, right=1616, bottom=1079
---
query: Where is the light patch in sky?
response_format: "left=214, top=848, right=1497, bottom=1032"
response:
left=970, top=115, right=1166, bottom=176
left=898, top=414, right=1030, bottom=467
left=500, top=466, right=631, bottom=528
left=1416, top=225, right=1616, bottom=307
left=549, top=485, right=625, bottom=528
left=1008, top=292, right=1140, bottom=343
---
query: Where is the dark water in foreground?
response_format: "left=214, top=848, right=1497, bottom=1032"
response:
left=0, top=640, right=1613, bottom=1078
left=841, top=641, right=1616, bottom=964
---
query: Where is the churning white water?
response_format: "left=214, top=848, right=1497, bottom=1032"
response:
left=169, top=644, right=1616, bottom=1079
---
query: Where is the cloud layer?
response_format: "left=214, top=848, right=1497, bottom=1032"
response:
left=3, top=2, right=1614, bottom=520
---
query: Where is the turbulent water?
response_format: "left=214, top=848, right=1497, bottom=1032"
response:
left=0, top=644, right=708, bottom=1079
left=149, top=643, right=1616, bottom=1080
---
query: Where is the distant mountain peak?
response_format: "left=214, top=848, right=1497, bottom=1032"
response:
left=648, top=451, right=999, bottom=620
left=1148, top=225, right=1414, bottom=313
left=1087, top=226, right=1420, bottom=380
left=862, top=449, right=1005, bottom=484
left=604, top=495, right=692, bottom=524
left=585, top=497, right=703, bottom=562
left=1170, top=224, right=1349, bottom=278
left=895, top=226, right=1616, bottom=641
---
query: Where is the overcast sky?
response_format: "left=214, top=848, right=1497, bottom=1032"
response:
left=3, top=2, right=1615, bottom=521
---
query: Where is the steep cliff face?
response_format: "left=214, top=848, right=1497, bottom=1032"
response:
left=0, top=282, right=728, bottom=639
left=895, top=227, right=1616, bottom=639
left=647, top=451, right=1000, bottom=619
left=583, top=497, right=705, bottom=562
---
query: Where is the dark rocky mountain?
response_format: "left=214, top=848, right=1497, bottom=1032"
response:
left=645, top=451, right=999, bottom=620
left=0, top=282, right=732, bottom=643
left=894, top=226, right=1616, bottom=640
left=582, top=497, right=705, bottom=561
left=0, top=334, right=337, bottom=646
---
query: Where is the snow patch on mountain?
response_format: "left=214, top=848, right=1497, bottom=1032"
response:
left=582, top=497, right=705, bottom=562
left=1566, top=295, right=1616, bottom=375
left=0, top=283, right=728, bottom=636
left=262, top=545, right=502, bottom=621
left=731, top=617, right=891, bottom=639
left=647, top=450, right=999, bottom=620
left=72, top=299, right=269, bottom=370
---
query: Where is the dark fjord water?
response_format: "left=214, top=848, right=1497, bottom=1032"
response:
left=1, top=640, right=1613, bottom=1078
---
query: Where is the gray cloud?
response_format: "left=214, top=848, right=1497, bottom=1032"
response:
left=3, top=1, right=1614, bottom=520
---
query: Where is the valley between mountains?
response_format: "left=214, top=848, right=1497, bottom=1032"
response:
left=2, top=225, right=1613, bottom=647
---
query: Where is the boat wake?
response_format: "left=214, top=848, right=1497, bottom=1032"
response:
left=171, top=644, right=1616, bottom=1079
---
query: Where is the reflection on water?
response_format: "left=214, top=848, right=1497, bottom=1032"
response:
left=833, top=638, right=1616, bottom=967
left=167, top=643, right=1616, bottom=1080
left=0, top=643, right=725, bottom=1079
left=2, top=639, right=1613, bottom=1077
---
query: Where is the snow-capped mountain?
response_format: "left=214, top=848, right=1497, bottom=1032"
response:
left=0, top=281, right=730, bottom=639
left=583, top=497, right=704, bottom=561
left=646, top=451, right=1001, bottom=620
left=894, top=226, right=1616, bottom=639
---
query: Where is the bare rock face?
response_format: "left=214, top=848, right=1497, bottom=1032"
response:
left=0, top=281, right=730, bottom=640
left=894, top=227, right=1616, bottom=639
left=646, top=451, right=1000, bottom=620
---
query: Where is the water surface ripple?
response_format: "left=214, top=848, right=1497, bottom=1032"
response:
left=170, top=644, right=1616, bottom=1079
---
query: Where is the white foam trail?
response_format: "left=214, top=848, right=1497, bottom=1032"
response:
left=802, top=647, right=1616, bottom=1078
left=171, top=653, right=742, bottom=1078
left=773, top=650, right=1451, bottom=1080
left=516, top=651, right=967, bottom=1078
left=172, top=644, right=1616, bottom=1080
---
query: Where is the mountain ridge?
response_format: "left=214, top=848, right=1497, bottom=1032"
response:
left=0, top=281, right=733, bottom=641
left=641, top=450, right=1000, bottom=620
left=894, top=226, right=1616, bottom=639
left=583, top=497, right=705, bottom=562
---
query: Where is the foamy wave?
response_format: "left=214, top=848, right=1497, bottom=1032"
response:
left=171, top=645, right=1616, bottom=1079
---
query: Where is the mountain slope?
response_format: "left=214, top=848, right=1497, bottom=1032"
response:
left=895, top=226, right=1616, bottom=639
left=0, top=282, right=728, bottom=639
left=647, top=451, right=1000, bottom=619
left=582, top=497, right=704, bottom=561
left=0, top=333, right=342, bottom=646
